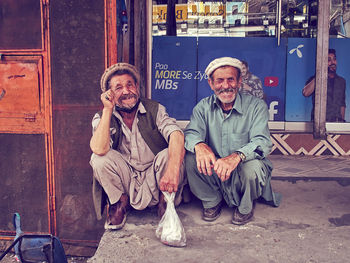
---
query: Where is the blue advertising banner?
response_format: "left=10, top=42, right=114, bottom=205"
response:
left=197, top=37, right=287, bottom=121
left=285, top=38, right=316, bottom=121
left=286, top=38, right=350, bottom=122
left=151, top=36, right=197, bottom=120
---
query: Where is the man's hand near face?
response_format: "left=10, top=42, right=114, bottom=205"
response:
left=102, top=90, right=115, bottom=109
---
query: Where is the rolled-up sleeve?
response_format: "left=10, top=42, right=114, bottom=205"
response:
left=91, top=112, right=116, bottom=148
left=91, top=113, right=101, bottom=134
left=156, top=104, right=183, bottom=143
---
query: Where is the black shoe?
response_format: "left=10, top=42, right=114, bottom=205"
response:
left=232, top=206, right=254, bottom=225
left=203, top=202, right=222, bottom=222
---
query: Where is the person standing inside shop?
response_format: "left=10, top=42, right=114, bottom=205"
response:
left=240, top=60, right=265, bottom=100
left=302, top=49, right=346, bottom=122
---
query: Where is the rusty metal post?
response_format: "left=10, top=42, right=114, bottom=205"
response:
left=313, top=0, right=330, bottom=139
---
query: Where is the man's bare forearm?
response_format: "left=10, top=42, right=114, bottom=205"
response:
left=159, top=130, right=185, bottom=192
left=167, top=130, right=185, bottom=173
left=302, top=78, right=315, bottom=97
left=90, top=108, right=113, bottom=155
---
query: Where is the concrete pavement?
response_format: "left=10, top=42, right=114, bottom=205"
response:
left=87, top=155, right=350, bottom=263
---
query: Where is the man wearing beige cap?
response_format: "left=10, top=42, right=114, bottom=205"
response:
left=90, top=63, right=186, bottom=230
left=184, top=57, right=281, bottom=225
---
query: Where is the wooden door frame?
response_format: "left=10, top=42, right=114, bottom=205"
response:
left=104, top=0, right=149, bottom=96
left=0, top=0, right=56, bottom=238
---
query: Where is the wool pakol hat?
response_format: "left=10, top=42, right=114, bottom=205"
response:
left=205, top=57, right=243, bottom=77
left=100, top=63, right=140, bottom=92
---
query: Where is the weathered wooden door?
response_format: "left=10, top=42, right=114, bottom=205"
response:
left=0, top=0, right=54, bottom=238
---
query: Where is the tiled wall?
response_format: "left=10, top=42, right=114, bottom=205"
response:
left=271, top=134, right=350, bottom=156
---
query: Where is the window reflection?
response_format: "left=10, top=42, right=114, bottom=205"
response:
left=330, top=0, right=350, bottom=38
left=152, top=0, right=320, bottom=38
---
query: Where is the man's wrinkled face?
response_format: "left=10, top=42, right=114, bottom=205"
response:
left=328, top=53, right=337, bottom=73
left=208, top=66, right=241, bottom=105
left=109, top=74, right=140, bottom=109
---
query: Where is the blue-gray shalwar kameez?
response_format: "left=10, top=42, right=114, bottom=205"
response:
left=184, top=93, right=281, bottom=215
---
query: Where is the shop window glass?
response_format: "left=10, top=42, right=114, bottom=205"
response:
left=330, top=0, right=350, bottom=38
left=152, top=0, right=318, bottom=38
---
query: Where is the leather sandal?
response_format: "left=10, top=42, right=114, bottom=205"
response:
left=104, top=194, right=130, bottom=230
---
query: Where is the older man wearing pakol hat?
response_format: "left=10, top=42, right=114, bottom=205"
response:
left=184, top=57, right=281, bottom=225
left=90, top=63, right=186, bottom=230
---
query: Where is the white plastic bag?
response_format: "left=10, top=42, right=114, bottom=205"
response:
left=155, top=191, right=186, bottom=247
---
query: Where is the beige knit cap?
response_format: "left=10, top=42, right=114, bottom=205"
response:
left=100, top=63, right=140, bottom=92
left=205, top=57, right=243, bottom=77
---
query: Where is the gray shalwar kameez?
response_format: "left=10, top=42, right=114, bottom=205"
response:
left=184, top=94, right=281, bottom=215
left=90, top=102, right=185, bottom=212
